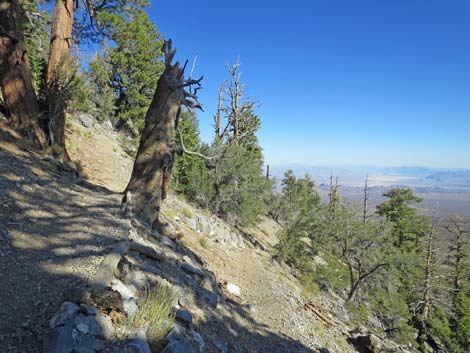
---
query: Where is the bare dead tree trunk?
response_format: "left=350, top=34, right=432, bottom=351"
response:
left=363, top=174, right=369, bottom=223
left=0, top=0, right=47, bottom=148
left=214, top=82, right=224, bottom=142
left=419, top=213, right=437, bottom=340
left=266, top=164, right=270, bottom=180
left=46, top=0, right=74, bottom=152
left=445, top=214, right=469, bottom=308
left=124, top=40, right=203, bottom=229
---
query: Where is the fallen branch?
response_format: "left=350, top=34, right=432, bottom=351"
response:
left=304, top=301, right=334, bottom=326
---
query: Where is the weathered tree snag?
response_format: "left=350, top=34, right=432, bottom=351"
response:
left=362, top=174, right=369, bottom=223
left=0, top=0, right=47, bottom=148
left=46, top=0, right=74, bottom=151
left=124, top=40, right=203, bottom=228
left=445, top=214, right=469, bottom=308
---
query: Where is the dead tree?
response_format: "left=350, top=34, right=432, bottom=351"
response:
left=0, top=0, right=47, bottom=147
left=444, top=214, right=469, bottom=307
left=123, top=39, right=203, bottom=228
left=418, top=212, right=438, bottom=340
left=46, top=0, right=74, bottom=153
left=213, top=58, right=256, bottom=144
left=362, top=174, right=369, bottom=223
left=328, top=174, right=340, bottom=220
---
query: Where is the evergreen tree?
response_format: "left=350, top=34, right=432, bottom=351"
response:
left=109, top=8, right=163, bottom=134
left=276, top=171, right=322, bottom=267
left=377, top=188, right=427, bottom=250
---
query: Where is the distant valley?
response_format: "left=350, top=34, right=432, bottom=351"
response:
left=271, top=165, right=470, bottom=220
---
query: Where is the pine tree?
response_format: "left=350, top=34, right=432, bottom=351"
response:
left=377, top=188, right=427, bottom=250
left=88, top=8, right=164, bottom=136
left=172, top=110, right=212, bottom=207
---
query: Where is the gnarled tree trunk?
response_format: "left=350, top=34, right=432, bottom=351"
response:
left=46, top=0, right=74, bottom=150
left=123, top=40, right=202, bottom=229
left=0, top=0, right=47, bottom=148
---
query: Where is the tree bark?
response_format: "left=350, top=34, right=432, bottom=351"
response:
left=46, top=0, right=74, bottom=150
left=0, top=0, right=47, bottom=148
left=124, top=40, right=202, bottom=228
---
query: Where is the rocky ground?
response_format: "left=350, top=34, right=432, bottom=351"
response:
left=0, top=115, right=415, bottom=353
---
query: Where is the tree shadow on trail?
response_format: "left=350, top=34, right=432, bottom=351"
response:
left=0, top=127, right=129, bottom=352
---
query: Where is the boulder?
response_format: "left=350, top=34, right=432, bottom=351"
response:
left=162, top=324, right=199, bottom=353
left=77, top=113, right=94, bottom=128
left=127, top=329, right=151, bottom=353
left=173, top=309, right=193, bottom=326
left=50, top=302, right=80, bottom=328
left=111, top=278, right=138, bottom=300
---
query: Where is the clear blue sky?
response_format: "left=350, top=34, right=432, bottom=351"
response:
left=147, top=0, right=470, bottom=168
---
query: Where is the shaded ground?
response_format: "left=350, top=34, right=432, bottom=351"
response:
left=0, top=122, right=129, bottom=352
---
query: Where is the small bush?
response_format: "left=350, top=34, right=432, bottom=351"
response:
left=300, top=273, right=320, bottom=299
left=199, top=237, right=209, bottom=249
left=182, top=207, right=194, bottom=219
left=346, top=301, right=369, bottom=325
left=131, top=284, right=176, bottom=342
left=165, top=210, right=176, bottom=220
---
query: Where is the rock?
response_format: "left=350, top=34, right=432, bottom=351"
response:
left=348, top=334, right=395, bottom=353
left=123, top=298, right=138, bottom=318
left=196, top=217, right=215, bottom=236
left=76, top=323, right=89, bottom=334
left=126, top=271, right=147, bottom=291
left=129, top=240, right=165, bottom=261
left=319, top=348, right=331, bottom=353
left=162, top=324, right=198, bottom=353
left=80, top=304, right=98, bottom=316
left=173, top=309, right=193, bottom=326
left=43, top=322, right=106, bottom=353
left=111, top=278, right=138, bottom=300
left=226, top=283, right=241, bottom=297
left=127, top=329, right=151, bottom=353
left=181, top=263, right=204, bottom=278
left=73, top=314, right=104, bottom=337
left=50, top=302, right=80, bottom=328
left=77, top=113, right=94, bottom=128
left=96, top=313, right=114, bottom=339
left=190, top=329, right=205, bottom=353
left=93, top=241, right=128, bottom=288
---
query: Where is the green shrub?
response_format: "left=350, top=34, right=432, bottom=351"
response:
left=182, top=207, right=194, bottom=219
left=199, top=237, right=209, bottom=249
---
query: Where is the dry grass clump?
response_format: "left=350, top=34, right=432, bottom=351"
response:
left=131, top=284, right=176, bottom=341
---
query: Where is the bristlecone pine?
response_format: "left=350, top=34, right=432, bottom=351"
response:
left=123, top=39, right=203, bottom=229
left=0, top=0, right=48, bottom=148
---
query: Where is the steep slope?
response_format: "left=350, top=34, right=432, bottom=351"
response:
left=0, top=116, right=414, bottom=353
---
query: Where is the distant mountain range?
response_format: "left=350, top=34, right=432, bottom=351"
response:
left=269, top=164, right=470, bottom=190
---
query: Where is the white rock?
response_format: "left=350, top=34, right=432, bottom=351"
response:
left=111, top=278, right=138, bottom=300
left=226, top=283, right=241, bottom=297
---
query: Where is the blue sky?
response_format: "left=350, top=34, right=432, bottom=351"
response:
left=147, top=0, right=470, bottom=168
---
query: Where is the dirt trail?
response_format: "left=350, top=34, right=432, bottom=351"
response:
left=0, top=122, right=129, bottom=352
